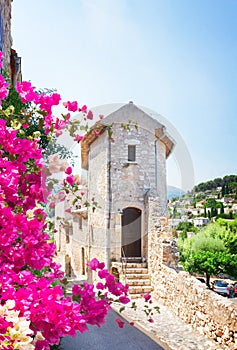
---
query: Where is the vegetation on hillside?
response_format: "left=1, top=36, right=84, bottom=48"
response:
left=176, top=221, right=197, bottom=239
left=193, top=175, right=237, bottom=197
left=178, top=223, right=237, bottom=286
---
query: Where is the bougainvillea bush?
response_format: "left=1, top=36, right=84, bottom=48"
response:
left=0, top=53, right=157, bottom=349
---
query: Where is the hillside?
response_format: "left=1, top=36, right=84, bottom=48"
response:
left=167, top=185, right=185, bottom=199
left=193, top=175, right=237, bottom=194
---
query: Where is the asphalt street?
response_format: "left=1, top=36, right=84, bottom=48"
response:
left=61, top=310, right=164, bottom=350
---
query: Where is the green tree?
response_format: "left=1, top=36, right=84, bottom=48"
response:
left=176, top=221, right=197, bottom=240
left=228, top=218, right=237, bottom=234
left=183, top=250, right=236, bottom=287
left=226, top=183, right=230, bottom=195
left=200, top=223, right=237, bottom=254
left=178, top=226, right=237, bottom=287
left=176, top=221, right=196, bottom=233
left=216, top=218, right=237, bottom=253
left=173, top=206, right=177, bottom=219
left=205, top=198, right=217, bottom=208
left=222, top=184, right=226, bottom=197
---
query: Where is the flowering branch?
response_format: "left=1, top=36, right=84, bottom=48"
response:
left=0, top=53, right=159, bottom=349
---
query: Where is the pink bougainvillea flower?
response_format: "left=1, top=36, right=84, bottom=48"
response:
left=86, top=110, right=93, bottom=120
left=143, top=293, right=151, bottom=302
left=64, top=101, right=78, bottom=112
left=16, top=81, right=38, bottom=103
left=74, top=134, right=83, bottom=143
left=148, top=318, right=154, bottom=323
left=0, top=75, right=9, bottom=102
left=79, top=104, right=87, bottom=113
left=119, top=296, right=130, bottom=304
left=68, top=101, right=78, bottom=112
left=96, top=282, right=105, bottom=290
left=88, top=258, right=105, bottom=271
left=22, top=123, right=29, bottom=129
left=35, top=340, right=50, bottom=350
left=72, top=284, right=81, bottom=295
left=0, top=51, right=3, bottom=67
left=55, top=129, right=63, bottom=137
left=65, top=175, right=75, bottom=186
left=93, top=130, right=100, bottom=137
left=115, top=318, right=125, bottom=329
left=99, top=114, right=104, bottom=120
left=65, top=166, right=72, bottom=175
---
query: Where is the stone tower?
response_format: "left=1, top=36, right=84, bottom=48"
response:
left=54, top=102, right=175, bottom=277
left=79, top=102, right=174, bottom=268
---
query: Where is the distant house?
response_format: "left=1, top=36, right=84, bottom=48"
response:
left=232, top=204, right=237, bottom=214
left=196, top=201, right=205, bottom=208
left=193, top=217, right=209, bottom=228
left=168, top=218, right=183, bottom=228
left=221, top=197, right=234, bottom=205
left=206, top=194, right=218, bottom=199
left=187, top=232, right=195, bottom=238
left=190, top=208, right=201, bottom=216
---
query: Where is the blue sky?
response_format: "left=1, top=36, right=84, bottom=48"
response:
left=11, top=0, right=237, bottom=190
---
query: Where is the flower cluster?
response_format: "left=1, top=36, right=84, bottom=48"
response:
left=0, top=300, right=34, bottom=349
left=0, top=53, right=138, bottom=349
left=72, top=258, right=130, bottom=328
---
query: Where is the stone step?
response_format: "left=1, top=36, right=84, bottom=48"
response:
left=126, top=279, right=151, bottom=286
left=121, top=257, right=143, bottom=263
left=124, top=268, right=148, bottom=274
left=121, top=263, right=147, bottom=268
left=129, top=285, right=153, bottom=294
left=125, top=273, right=150, bottom=280
left=129, top=293, right=144, bottom=299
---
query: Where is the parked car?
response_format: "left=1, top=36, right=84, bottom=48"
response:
left=234, top=283, right=237, bottom=297
left=212, top=280, right=231, bottom=297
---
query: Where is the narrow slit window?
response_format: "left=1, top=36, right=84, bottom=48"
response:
left=128, top=145, right=136, bottom=162
left=65, top=227, right=70, bottom=244
left=78, top=216, right=82, bottom=230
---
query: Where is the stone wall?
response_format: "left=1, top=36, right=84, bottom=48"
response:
left=0, top=0, right=12, bottom=69
left=148, top=218, right=237, bottom=349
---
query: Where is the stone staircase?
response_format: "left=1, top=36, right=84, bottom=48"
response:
left=111, top=261, right=153, bottom=299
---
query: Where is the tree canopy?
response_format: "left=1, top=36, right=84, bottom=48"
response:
left=193, top=175, right=237, bottom=194
left=178, top=224, right=237, bottom=287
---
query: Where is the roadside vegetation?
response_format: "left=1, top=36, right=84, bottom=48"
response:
left=178, top=223, right=237, bottom=287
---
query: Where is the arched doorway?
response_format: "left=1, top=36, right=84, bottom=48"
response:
left=122, top=207, right=141, bottom=258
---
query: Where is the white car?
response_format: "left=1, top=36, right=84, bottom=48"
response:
left=212, top=280, right=230, bottom=297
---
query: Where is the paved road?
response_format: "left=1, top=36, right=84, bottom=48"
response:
left=61, top=310, right=164, bottom=350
